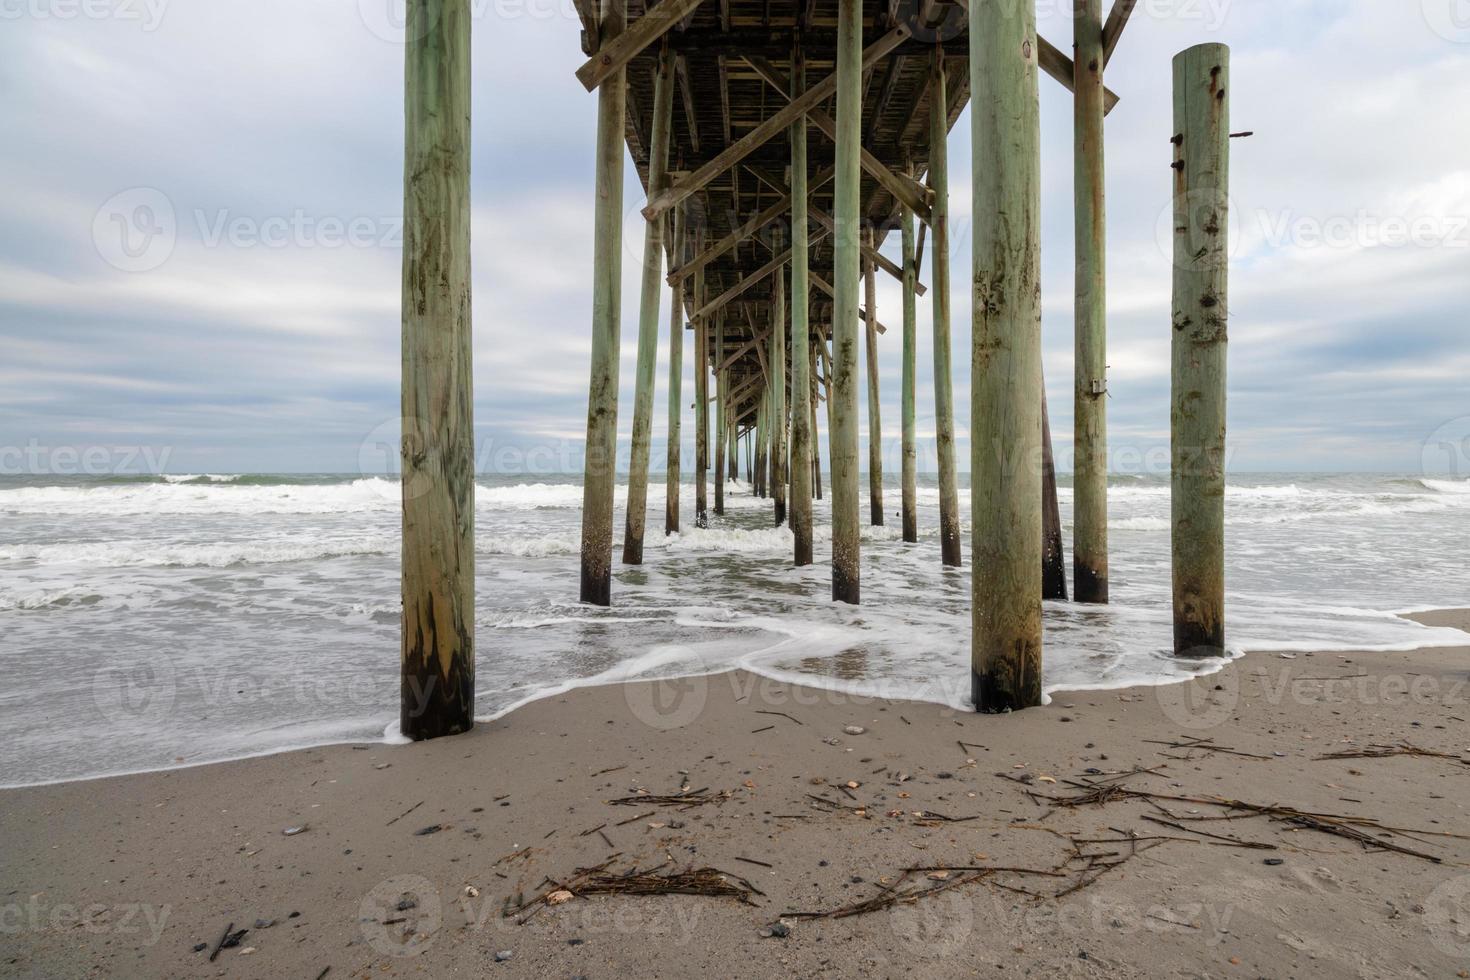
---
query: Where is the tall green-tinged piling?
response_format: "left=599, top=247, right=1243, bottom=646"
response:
left=899, top=207, right=918, bottom=543
left=715, top=311, right=726, bottom=516
left=579, top=0, right=628, bottom=605
left=863, top=230, right=884, bottom=526
left=755, top=397, right=768, bottom=497
left=1170, top=43, right=1230, bottom=658
left=401, top=0, right=474, bottom=738
left=928, top=54, right=961, bottom=567
left=665, top=205, right=685, bottom=535
left=970, top=0, right=1043, bottom=711
left=811, top=342, right=823, bottom=501
left=830, top=0, right=863, bottom=603
left=772, top=264, right=788, bottom=526
left=1073, top=0, right=1109, bottom=602
left=623, top=43, right=674, bottom=564
left=789, top=44, right=814, bottom=564
left=1041, top=392, right=1068, bottom=599
left=694, top=267, right=709, bottom=528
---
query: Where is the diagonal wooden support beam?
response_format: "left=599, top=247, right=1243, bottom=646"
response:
left=810, top=270, right=887, bottom=334
left=668, top=164, right=836, bottom=286
left=743, top=56, right=933, bottom=224
left=692, top=228, right=831, bottom=321
left=1037, top=36, right=1120, bottom=114
left=643, top=26, right=911, bottom=220
left=947, top=0, right=1119, bottom=114
left=1101, top=0, right=1137, bottom=65
left=744, top=162, right=928, bottom=296
left=715, top=326, right=771, bottom=374
left=576, top=0, right=708, bottom=91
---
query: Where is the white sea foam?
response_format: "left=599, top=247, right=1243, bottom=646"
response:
left=3, top=472, right=1468, bottom=786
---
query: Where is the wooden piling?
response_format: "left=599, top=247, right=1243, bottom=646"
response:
left=810, top=341, right=823, bottom=501
left=694, top=266, right=709, bottom=528
left=714, top=311, right=726, bottom=516
left=970, top=0, right=1043, bottom=711
left=400, top=0, right=474, bottom=739
left=829, top=0, right=863, bottom=603
left=1170, top=43, right=1230, bottom=658
left=927, top=54, right=961, bottom=568
left=578, top=0, right=628, bottom=606
left=772, top=260, right=788, bottom=527
left=622, top=43, right=674, bottom=565
left=1073, top=0, right=1110, bottom=603
left=665, top=205, right=684, bottom=535
left=789, top=44, right=813, bottom=564
left=899, top=207, right=918, bottom=543
left=863, top=229, right=884, bottom=527
left=1041, top=392, right=1068, bottom=600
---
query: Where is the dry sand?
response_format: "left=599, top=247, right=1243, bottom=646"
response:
left=3, top=610, right=1470, bottom=979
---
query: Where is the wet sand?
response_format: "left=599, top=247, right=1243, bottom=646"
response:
left=2, top=610, right=1468, bottom=979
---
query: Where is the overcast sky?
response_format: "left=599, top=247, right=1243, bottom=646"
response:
left=1, top=0, right=1467, bottom=477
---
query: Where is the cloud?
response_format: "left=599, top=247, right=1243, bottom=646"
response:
left=0, top=0, right=1465, bottom=474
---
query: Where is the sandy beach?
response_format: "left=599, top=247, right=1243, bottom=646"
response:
left=3, top=609, right=1469, bottom=979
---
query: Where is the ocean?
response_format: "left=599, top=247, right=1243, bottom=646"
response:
left=2, top=471, right=1467, bottom=786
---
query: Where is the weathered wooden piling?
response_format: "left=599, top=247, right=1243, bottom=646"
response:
left=927, top=53, right=961, bottom=568
left=401, top=0, right=474, bottom=739
left=622, top=43, right=674, bottom=565
left=863, top=229, right=884, bottom=527
left=714, top=310, right=727, bottom=516
left=829, top=0, right=863, bottom=603
left=665, top=204, right=685, bottom=535
left=899, top=206, right=918, bottom=543
left=771, top=261, right=788, bottom=527
left=1041, top=392, right=1068, bottom=600
left=788, top=44, right=813, bottom=564
left=578, top=0, right=628, bottom=606
left=1171, top=42, right=1230, bottom=658
left=970, top=0, right=1044, bottom=711
left=694, top=267, right=709, bottom=528
left=1073, top=0, right=1110, bottom=603
left=810, top=341, right=823, bottom=502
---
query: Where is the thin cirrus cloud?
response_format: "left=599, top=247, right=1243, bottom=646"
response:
left=0, top=0, right=1466, bottom=475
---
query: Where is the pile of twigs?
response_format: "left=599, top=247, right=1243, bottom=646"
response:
left=606, top=788, right=732, bottom=809
left=1316, top=742, right=1469, bottom=768
left=998, top=771, right=1462, bottom=864
left=505, top=859, right=762, bottom=923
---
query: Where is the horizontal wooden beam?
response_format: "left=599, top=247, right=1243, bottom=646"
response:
left=744, top=162, right=928, bottom=296
left=668, top=164, right=836, bottom=286
left=945, top=0, right=1120, bottom=114
left=716, top=327, right=771, bottom=373
left=576, top=0, right=708, bottom=91
left=691, top=228, right=831, bottom=321
left=643, top=25, right=911, bottom=220
left=1037, top=34, right=1120, bottom=114
left=1102, top=0, right=1138, bottom=66
left=743, top=56, right=934, bottom=224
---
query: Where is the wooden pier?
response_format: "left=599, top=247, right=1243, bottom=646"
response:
left=398, top=0, right=1234, bottom=729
